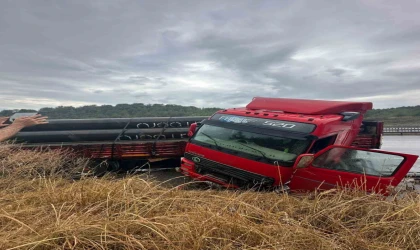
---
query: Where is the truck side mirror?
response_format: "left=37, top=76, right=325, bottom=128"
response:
left=340, top=112, right=360, bottom=121
left=293, top=154, right=314, bottom=169
left=187, top=123, right=198, bottom=137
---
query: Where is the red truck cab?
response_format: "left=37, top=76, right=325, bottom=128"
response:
left=180, top=97, right=418, bottom=194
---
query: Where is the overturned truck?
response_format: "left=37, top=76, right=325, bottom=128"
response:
left=10, top=97, right=419, bottom=194
left=181, top=97, right=418, bottom=195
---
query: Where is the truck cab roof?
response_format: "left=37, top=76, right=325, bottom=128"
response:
left=246, top=97, right=372, bottom=115
left=211, top=97, right=374, bottom=137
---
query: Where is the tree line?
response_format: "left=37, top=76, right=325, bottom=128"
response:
left=364, top=105, right=420, bottom=125
left=1, top=103, right=419, bottom=123
left=0, top=104, right=221, bottom=119
left=365, top=106, right=420, bottom=118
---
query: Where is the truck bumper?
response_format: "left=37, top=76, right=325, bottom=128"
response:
left=180, top=157, right=239, bottom=188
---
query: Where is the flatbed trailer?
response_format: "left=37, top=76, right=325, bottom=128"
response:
left=7, top=116, right=206, bottom=174
left=19, top=139, right=189, bottom=160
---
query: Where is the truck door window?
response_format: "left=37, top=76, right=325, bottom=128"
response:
left=312, top=147, right=404, bottom=176
left=310, top=135, right=337, bottom=154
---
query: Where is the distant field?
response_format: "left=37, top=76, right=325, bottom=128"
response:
left=0, top=145, right=419, bottom=249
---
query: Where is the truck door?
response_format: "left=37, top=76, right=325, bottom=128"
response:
left=288, top=145, right=418, bottom=194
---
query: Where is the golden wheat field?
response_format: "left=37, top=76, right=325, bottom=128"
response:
left=0, top=145, right=419, bottom=250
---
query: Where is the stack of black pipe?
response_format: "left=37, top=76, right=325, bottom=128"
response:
left=13, top=117, right=208, bottom=143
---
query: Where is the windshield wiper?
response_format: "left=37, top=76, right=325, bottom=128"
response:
left=199, top=132, right=221, bottom=149
left=235, top=141, right=270, bottom=161
left=236, top=143, right=293, bottom=165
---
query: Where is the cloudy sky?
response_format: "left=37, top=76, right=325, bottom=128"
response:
left=1, top=0, right=419, bottom=110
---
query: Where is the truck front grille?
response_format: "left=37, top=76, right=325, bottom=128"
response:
left=184, top=152, right=274, bottom=188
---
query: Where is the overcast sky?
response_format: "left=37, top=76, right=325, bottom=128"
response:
left=1, top=0, right=419, bottom=110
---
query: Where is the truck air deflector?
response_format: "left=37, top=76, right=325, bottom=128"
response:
left=202, top=119, right=317, bottom=140
left=246, top=97, right=372, bottom=115
left=210, top=114, right=316, bottom=134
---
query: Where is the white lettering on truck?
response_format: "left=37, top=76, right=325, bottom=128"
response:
left=262, top=121, right=296, bottom=128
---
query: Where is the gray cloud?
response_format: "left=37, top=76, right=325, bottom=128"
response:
left=1, top=0, right=419, bottom=110
left=326, top=68, right=348, bottom=77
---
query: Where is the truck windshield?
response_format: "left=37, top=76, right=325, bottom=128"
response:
left=192, top=124, right=311, bottom=165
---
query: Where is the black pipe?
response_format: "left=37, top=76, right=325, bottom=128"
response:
left=14, top=128, right=190, bottom=143
left=21, top=116, right=208, bottom=132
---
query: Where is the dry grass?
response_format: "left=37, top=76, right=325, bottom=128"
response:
left=0, top=145, right=419, bottom=250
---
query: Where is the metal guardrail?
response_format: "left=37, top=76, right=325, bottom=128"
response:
left=384, top=126, right=420, bottom=134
